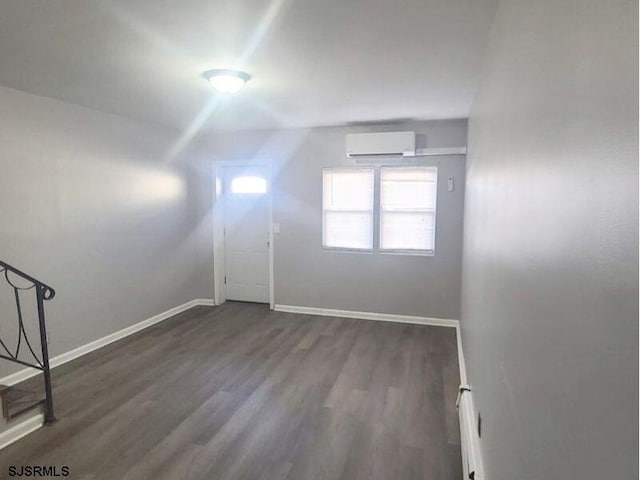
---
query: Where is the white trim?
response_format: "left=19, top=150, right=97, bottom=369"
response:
left=194, top=298, right=216, bottom=307
left=268, top=191, right=275, bottom=310
left=213, top=164, right=226, bottom=306
left=0, top=413, right=44, bottom=450
left=0, top=299, right=215, bottom=387
left=274, top=304, right=459, bottom=328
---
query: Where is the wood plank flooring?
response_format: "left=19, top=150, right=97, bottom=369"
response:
left=0, top=302, right=461, bottom=479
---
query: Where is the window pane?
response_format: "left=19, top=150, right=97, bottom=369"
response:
left=380, top=167, right=436, bottom=210
left=231, top=176, right=267, bottom=194
left=322, top=168, right=374, bottom=250
left=381, top=167, right=437, bottom=183
left=381, top=180, right=436, bottom=210
left=380, top=211, right=435, bottom=251
left=323, top=169, right=374, bottom=210
left=324, top=211, right=373, bottom=249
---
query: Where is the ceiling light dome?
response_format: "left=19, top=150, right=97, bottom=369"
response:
left=203, top=69, right=251, bottom=94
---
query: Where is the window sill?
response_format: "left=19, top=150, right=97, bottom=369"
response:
left=321, top=247, right=434, bottom=257
left=379, top=250, right=435, bottom=257
left=321, top=247, right=374, bottom=255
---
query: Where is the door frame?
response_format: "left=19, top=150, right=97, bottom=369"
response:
left=212, top=160, right=275, bottom=309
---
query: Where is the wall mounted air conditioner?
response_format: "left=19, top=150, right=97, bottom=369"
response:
left=346, top=131, right=416, bottom=158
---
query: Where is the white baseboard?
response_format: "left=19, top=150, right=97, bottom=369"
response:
left=0, top=413, right=44, bottom=450
left=0, top=299, right=215, bottom=387
left=273, top=304, right=459, bottom=328
left=194, top=298, right=216, bottom=307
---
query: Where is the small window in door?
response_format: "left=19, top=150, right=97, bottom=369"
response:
left=230, top=176, right=267, bottom=194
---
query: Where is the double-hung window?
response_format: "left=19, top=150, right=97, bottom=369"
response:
left=379, top=166, right=437, bottom=253
left=322, top=166, right=437, bottom=254
left=322, top=168, right=374, bottom=250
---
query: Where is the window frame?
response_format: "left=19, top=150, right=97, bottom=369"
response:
left=321, top=165, right=439, bottom=256
left=378, top=166, right=438, bottom=256
left=321, top=167, right=375, bottom=252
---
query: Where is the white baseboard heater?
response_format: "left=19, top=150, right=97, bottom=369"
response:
left=457, top=385, right=484, bottom=479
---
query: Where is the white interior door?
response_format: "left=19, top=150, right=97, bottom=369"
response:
left=223, top=166, right=270, bottom=303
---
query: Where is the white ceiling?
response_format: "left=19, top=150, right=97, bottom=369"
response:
left=0, top=0, right=498, bottom=133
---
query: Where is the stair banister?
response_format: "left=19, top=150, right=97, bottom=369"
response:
left=0, top=260, right=56, bottom=423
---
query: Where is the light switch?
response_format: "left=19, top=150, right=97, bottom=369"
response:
left=272, top=223, right=280, bottom=234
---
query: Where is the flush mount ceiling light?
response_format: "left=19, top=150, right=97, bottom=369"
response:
left=203, top=69, right=251, bottom=94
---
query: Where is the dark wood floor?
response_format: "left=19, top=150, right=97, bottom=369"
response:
left=0, top=302, right=461, bottom=480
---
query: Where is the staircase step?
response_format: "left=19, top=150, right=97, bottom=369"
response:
left=0, top=384, right=44, bottom=420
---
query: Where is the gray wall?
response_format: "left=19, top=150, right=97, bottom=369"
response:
left=0, top=85, right=214, bottom=379
left=460, top=0, right=638, bottom=479
left=209, top=119, right=467, bottom=319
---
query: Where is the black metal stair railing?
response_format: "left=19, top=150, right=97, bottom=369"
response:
left=0, top=260, right=55, bottom=423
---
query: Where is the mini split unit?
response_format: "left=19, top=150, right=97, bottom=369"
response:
left=346, top=131, right=416, bottom=157
left=345, top=131, right=467, bottom=161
